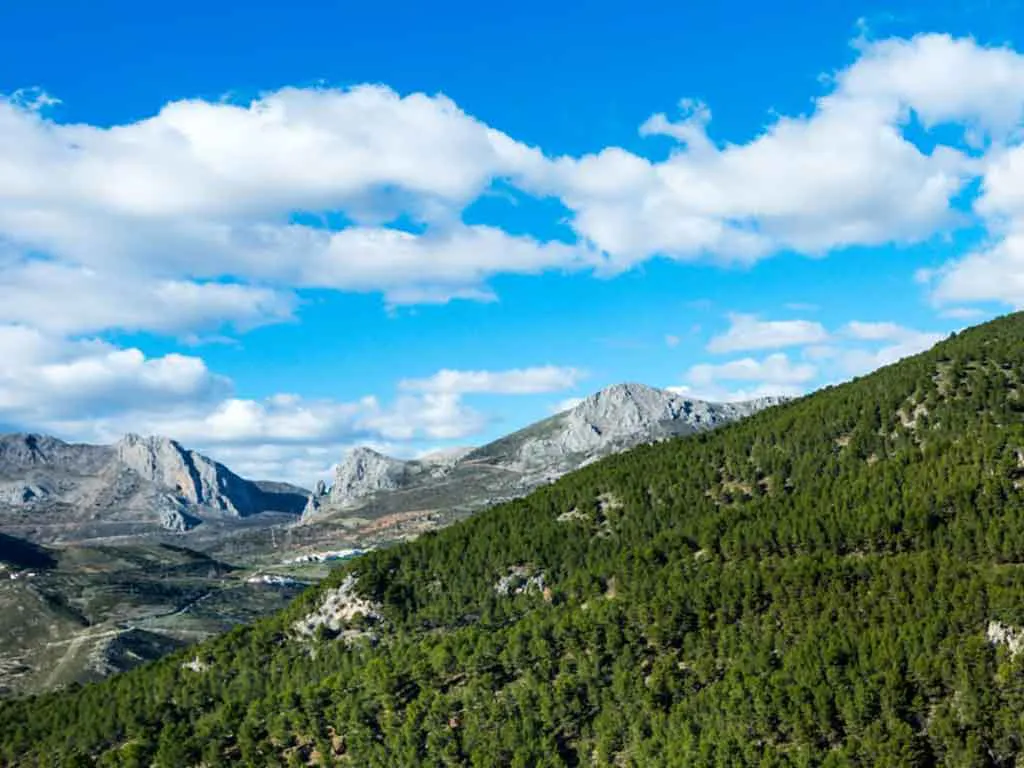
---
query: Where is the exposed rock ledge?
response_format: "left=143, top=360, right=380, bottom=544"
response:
left=987, top=620, right=1024, bottom=657
left=292, top=575, right=382, bottom=637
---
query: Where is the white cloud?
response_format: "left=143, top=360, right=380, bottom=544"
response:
left=707, top=313, right=829, bottom=353
left=678, top=316, right=945, bottom=402
left=837, top=332, right=945, bottom=376
left=842, top=320, right=914, bottom=341
left=550, top=396, right=585, bottom=414
left=687, top=353, right=818, bottom=388
left=0, top=262, right=295, bottom=335
left=526, top=34, right=996, bottom=269
left=0, top=84, right=541, bottom=222
left=839, top=34, right=1024, bottom=138
left=664, top=334, right=681, bottom=348
left=0, top=326, right=230, bottom=422
left=808, top=322, right=944, bottom=376
left=924, top=229, right=1024, bottom=308
left=940, top=306, right=988, bottom=320
left=0, top=85, right=585, bottom=333
left=399, top=365, right=584, bottom=395
left=3, top=33, right=1024, bottom=334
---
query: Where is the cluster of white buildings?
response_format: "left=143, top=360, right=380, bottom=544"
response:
left=286, top=548, right=366, bottom=564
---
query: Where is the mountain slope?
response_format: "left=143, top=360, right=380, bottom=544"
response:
left=304, top=383, right=784, bottom=523
left=12, top=315, right=1024, bottom=765
left=0, top=433, right=305, bottom=542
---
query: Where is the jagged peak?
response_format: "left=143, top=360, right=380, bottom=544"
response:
left=116, top=433, right=185, bottom=452
left=571, top=382, right=790, bottom=416
left=343, top=446, right=397, bottom=462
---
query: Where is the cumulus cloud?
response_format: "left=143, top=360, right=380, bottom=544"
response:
left=0, top=325, right=230, bottom=426
left=687, top=353, right=818, bottom=390
left=678, top=317, right=945, bottom=402
left=924, top=229, right=1024, bottom=308
left=525, top=34, right=1004, bottom=269
left=791, top=321, right=944, bottom=378
left=4, top=33, right=1024, bottom=335
left=0, top=84, right=541, bottom=222
left=0, top=262, right=295, bottom=335
left=0, top=85, right=584, bottom=333
left=399, top=366, right=584, bottom=395
left=707, top=313, right=829, bottom=353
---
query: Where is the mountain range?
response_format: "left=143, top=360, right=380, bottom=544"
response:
left=304, top=382, right=785, bottom=524
left=0, top=382, right=781, bottom=697
left=0, top=432, right=307, bottom=543
left=0, top=383, right=782, bottom=549
left=12, top=313, right=1024, bottom=765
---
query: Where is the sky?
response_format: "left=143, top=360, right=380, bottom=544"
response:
left=2, top=0, right=1024, bottom=485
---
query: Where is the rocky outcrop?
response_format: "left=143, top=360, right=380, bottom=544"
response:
left=302, top=479, right=330, bottom=521
left=503, top=383, right=786, bottom=473
left=0, top=482, right=50, bottom=505
left=308, top=383, right=786, bottom=522
left=116, top=434, right=258, bottom=517
left=327, top=448, right=418, bottom=508
left=0, top=432, right=305, bottom=540
left=292, top=574, right=382, bottom=637
left=987, top=621, right=1024, bottom=657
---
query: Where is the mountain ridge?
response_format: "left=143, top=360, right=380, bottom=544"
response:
left=305, top=382, right=786, bottom=522
left=0, top=432, right=307, bottom=540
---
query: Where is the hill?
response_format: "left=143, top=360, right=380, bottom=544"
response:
left=7, top=314, right=1024, bottom=765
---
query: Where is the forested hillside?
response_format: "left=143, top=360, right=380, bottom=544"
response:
left=7, top=314, right=1024, bottom=766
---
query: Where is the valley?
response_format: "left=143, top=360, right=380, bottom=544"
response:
left=0, top=383, right=775, bottom=696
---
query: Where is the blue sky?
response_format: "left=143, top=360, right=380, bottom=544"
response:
left=1, top=0, right=1024, bottom=483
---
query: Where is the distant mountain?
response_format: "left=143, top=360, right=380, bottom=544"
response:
left=303, top=383, right=785, bottom=523
left=0, top=433, right=306, bottom=542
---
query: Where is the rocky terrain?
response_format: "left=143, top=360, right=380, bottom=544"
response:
left=0, top=533, right=306, bottom=697
left=0, top=433, right=307, bottom=543
left=301, top=382, right=785, bottom=526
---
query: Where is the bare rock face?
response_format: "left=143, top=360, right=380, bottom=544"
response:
left=309, top=382, right=787, bottom=520
left=0, top=482, right=50, bottom=505
left=0, top=432, right=304, bottom=541
left=292, top=574, right=382, bottom=637
left=327, top=448, right=416, bottom=508
left=511, top=383, right=786, bottom=472
left=116, top=434, right=257, bottom=517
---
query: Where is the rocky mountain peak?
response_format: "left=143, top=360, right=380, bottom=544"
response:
left=305, top=382, right=787, bottom=519
left=115, top=433, right=255, bottom=516
left=0, top=433, right=100, bottom=468
left=327, top=447, right=413, bottom=508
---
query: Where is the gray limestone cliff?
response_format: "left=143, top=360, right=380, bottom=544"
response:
left=328, top=447, right=419, bottom=507
left=305, top=383, right=787, bottom=523
left=116, top=434, right=257, bottom=517
left=0, top=432, right=305, bottom=540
